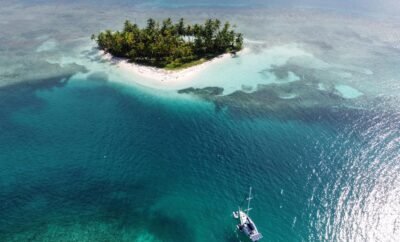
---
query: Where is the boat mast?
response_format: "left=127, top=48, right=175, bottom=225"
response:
left=245, top=187, right=253, bottom=215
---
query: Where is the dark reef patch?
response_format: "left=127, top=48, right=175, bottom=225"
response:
left=0, top=72, right=88, bottom=148
left=0, top=59, right=87, bottom=88
left=0, top=166, right=194, bottom=241
left=177, top=79, right=370, bottom=124
left=178, top=87, right=224, bottom=97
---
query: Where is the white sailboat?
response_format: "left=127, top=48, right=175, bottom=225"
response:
left=233, top=187, right=263, bottom=242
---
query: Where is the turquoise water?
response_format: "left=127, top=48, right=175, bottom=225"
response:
left=1, top=78, right=399, bottom=241
left=1, top=0, right=400, bottom=241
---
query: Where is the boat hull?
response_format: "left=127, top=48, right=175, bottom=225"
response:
left=233, top=210, right=263, bottom=242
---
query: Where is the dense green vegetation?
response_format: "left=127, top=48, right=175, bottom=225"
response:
left=92, top=18, right=243, bottom=69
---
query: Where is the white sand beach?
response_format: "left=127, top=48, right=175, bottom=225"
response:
left=101, top=51, right=236, bottom=90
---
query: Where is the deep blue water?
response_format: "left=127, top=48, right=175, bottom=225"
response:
left=1, top=77, right=398, bottom=241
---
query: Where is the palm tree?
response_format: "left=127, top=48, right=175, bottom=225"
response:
left=177, top=18, right=185, bottom=35
left=235, top=33, right=243, bottom=50
left=146, top=18, right=156, bottom=31
left=94, top=18, right=243, bottom=68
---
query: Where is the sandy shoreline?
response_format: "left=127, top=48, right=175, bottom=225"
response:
left=100, top=50, right=237, bottom=89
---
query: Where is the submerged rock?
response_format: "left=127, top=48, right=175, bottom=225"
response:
left=177, top=87, right=224, bottom=97
left=177, top=79, right=367, bottom=122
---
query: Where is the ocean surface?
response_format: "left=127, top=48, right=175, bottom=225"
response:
left=1, top=1, right=400, bottom=241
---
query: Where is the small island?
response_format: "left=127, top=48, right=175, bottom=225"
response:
left=92, top=18, right=243, bottom=70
